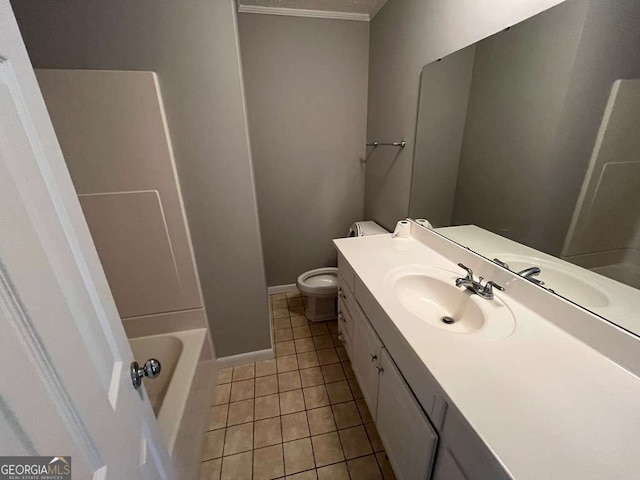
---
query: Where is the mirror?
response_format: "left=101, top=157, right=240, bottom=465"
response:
left=409, top=0, right=640, bottom=336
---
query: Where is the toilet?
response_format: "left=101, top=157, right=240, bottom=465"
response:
left=297, top=221, right=388, bottom=322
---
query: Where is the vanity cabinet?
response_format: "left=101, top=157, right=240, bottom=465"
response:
left=337, top=254, right=510, bottom=480
left=377, top=348, right=438, bottom=480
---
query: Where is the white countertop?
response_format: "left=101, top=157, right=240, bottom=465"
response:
left=334, top=232, right=640, bottom=480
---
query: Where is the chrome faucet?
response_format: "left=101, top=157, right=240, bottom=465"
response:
left=517, top=266, right=545, bottom=286
left=455, top=263, right=505, bottom=300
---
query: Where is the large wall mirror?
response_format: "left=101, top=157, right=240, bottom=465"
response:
left=409, top=0, right=640, bottom=336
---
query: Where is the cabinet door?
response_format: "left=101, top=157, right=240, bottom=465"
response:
left=377, top=349, right=438, bottom=480
left=432, top=449, right=469, bottom=480
left=352, top=303, right=383, bottom=419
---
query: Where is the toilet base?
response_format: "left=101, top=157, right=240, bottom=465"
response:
left=304, top=295, right=337, bottom=322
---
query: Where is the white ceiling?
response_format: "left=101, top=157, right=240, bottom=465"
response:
left=238, top=0, right=388, bottom=19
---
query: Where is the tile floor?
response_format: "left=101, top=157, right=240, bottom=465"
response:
left=200, top=291, right=396, bottom=480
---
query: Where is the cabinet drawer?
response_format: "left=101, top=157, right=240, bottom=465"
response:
left=337, top=298, right=353, bottom=359
left=377, top=348, right=438, bottom=480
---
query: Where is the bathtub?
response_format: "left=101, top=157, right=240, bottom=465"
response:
left=129, top=328, right=212, bottom=476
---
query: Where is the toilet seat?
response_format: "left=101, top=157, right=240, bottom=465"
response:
left=296, top=267, right=339, bottom=296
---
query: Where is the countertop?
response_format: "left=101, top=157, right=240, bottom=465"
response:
left=334, top=232, right=640, bottom=480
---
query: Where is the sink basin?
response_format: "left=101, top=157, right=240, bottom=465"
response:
left=385, top=265, right=515, bottom=340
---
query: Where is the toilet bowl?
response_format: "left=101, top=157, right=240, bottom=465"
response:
left=296, top=267, right=339, bottom=322
left=296, top=221, right=388, bottom=322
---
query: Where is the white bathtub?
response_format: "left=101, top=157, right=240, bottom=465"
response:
left=129, top=328, right=211, bottom=467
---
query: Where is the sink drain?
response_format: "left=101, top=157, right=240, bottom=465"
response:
left=441, top=316, right=455, bottom=325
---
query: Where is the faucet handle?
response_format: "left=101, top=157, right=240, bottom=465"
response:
left=457, top=263, right=474, bottom=280
left=485, top=281, right=505, bottom=292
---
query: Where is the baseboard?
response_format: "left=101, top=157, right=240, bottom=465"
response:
left=267, top=284, right=299, bottom=295
left=217, top=348, right=274, bottom=368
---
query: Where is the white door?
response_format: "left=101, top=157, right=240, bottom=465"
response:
left=0, top=3, right=170, bottom=479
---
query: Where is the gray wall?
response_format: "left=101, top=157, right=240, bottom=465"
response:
left=11, top=0, right=271, bottom=357
left=409, top=45, right=476, bottom=227
left=238, top=14, right=369, bottom=286
left=532, top=0, right=640, bottom=254
left=453, top=0, right=589, bottom=246
left=452, top=0, right=640, bottom=255
left=365, top=0, right=567, bottom=231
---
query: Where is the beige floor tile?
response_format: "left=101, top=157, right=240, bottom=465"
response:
left=292, top=325, right=312, bottom=339
left=311, top=431, right=345, bottom=467
left=230, top=379, right=255, bottom=402
left=347, top=455, right=382, bottom=480
left=217, top=368, right=233, bottom=385
left=273, top=317, right=292, bottom=330
left=213, top=384, right=231, bottom=406
left=276, top=341, right=296, bottom=357
left=254, top=417, right=282, bottom=449
left=278, top=371, right=302, bottom=392
left=272, top=298, right=288, bottom=309
left=281, top=411, right=310, bottom=442
left=255, top=394, right=281, bottom=420
left=290, top=315, right=309, bottom=327
left=331, top=333, right=342, bottom=347
left=221, top=451, right=253, bottom=480
left=224, top=423, right=253, bottom=456
left=321, top=364, right=345, bottom=384
left=200, top=458, right=222, bottom=480
left=289, top=305, right=305, bottom=316
left=286, top=470, right=317, bottom=480
left=286, top=291, right=302, bottom=298
left=317, top=462, right=349, bottom=480
left=332, top=401, right=362, bottom=429
left=203, top=429, right=226, bottom=460
left=280, top=389, right=306, bottom=415
left=316, top=348, right=339, bottom=366
left=326, top=381, right=353, bottom=404
left=256, top=375, right=278, bottom=397
left=297, top=351, right=320, bottom=369
left=227, top=399, right=254, bottom=426
left=348, top=378, right=363, bottom=400
left=309, top=323, right=329, bottom=337
left=336, top=346, right=349, bottom=362
left=313, top=335, right=334, bottom=350
left=287, top=296, right=304, bottom=307
left=253, top=444, right=285, bottom=480
left=232, top=364, right=255, bottom=382
left=339, top=425, right=373, bottom=460
left=273, top=308, right=291, bottom=319
left=256, top=359, right=277, bottom=377
left=376, top=452, right=396, bottom=480
left=356, top=399, right=373, bottom=423
left=275, top=328, right=294, bottom=342
left=365, top=423, right=384, bottom=452
left=283, top=438, right=315, bottom=475
left=307, top=406, right=336, bottom=436
left=209, top=404, right=229, bottom=430
left=277, top=354, right=299, bottom=373
left=327, top=322, right=339, bottom=334
left=303, top=385, right=330, bottom=409
left=342, top=362, right=355, bottom=379
left=294, top=338, right=316, bottom=353
left=300, top=367, right=324, bottom=388
left=271, top=293, right=287, bottom=301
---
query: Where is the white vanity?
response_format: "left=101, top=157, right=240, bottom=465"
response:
left=334, top=221, right=640, bottom=480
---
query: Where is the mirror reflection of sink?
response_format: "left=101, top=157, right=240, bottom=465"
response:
left=385, top=265, right=516, bottom=341
left=495, top=254, right=610, bottom=309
